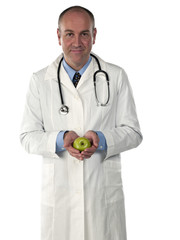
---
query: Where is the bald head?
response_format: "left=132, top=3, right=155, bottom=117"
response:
left=58, top=6, right=95, bottom=30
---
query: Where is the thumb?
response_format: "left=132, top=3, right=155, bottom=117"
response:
left=92, top=133, right=99, bottom=148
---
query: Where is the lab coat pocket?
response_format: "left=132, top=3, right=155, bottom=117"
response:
left=104, top=160, right=124, bottom=204
left=41, top=163, right=54, bottom=206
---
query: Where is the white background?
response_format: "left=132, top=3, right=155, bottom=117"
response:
left=0, top=0, right=180, bottom=239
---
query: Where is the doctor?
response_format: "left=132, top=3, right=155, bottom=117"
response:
left=20, top=5, right=143, bottom=240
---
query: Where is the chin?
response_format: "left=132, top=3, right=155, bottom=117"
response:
left=65, top=52, right=89, bottom=69
left=71, top=54, right=87, bottom=64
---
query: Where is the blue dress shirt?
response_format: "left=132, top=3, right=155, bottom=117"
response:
left=56, top=56, right=107, bottom=152
left=62, top=56, right=92, bottom=81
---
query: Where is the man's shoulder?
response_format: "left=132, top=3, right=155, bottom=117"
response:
left=33, top=66, right=48, bottom=79
left=106, top=61, right=123, bottom=72
left=32, top=55, right=62, bottom=82
left=96, top=54, right=128, bottom=84
left=96, top=54, right=123, bottom=73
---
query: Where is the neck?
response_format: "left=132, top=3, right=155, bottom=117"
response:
left=64, top=56, right=90, bottom=71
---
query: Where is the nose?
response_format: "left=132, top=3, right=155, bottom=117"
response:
left=73, top=35, right=81, bottom=47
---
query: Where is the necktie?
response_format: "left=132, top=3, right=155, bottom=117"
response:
left=73, top=72, right=81, bottom=87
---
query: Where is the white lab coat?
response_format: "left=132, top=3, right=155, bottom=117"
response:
left=20, top=53, right=142, bottom=240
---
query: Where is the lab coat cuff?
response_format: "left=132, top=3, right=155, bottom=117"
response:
left=56, top=131, right=66, bottom=152
left=47, top=131, right=61, bottom=154
left=102, top=131, right=115, bottom=159
left=95, top=131, right=107, bottom=150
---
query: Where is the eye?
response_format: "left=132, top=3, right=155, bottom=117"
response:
left=81, top=32, right=89, bottom=38
left=66, top=33, right=74, bottom=37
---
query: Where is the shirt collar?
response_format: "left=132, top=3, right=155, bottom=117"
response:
left=62, top=56, right=92, bottom=81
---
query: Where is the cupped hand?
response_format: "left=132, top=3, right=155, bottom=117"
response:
left=63, top=131, right=83, bottom=160
left=63, top=130, right=99, bottom=160
left=81, top=130, right=99, bottom=159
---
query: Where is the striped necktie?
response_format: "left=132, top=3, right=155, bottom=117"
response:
left=73, top=72, right=81, bottom=87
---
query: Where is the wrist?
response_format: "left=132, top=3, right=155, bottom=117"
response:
left=63, top=130, right=69, bottom=140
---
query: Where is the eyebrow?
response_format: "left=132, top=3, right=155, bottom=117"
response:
left=64, top=29, right=74, bottom=32
left=64, top=29, right=90, bottom=33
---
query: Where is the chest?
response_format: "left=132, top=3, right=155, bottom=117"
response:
left=39, top=72, right=118, bottom=134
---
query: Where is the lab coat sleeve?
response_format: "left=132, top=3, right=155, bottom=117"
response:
left=20, top=74, right=59, bottom=157
left=103, top=69, right=143, bottom=159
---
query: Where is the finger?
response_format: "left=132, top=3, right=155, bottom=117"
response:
left=64, top=131, right=79, bottom=146
left=81, top=152, right=93, bottom=159
left=92, top=139, right=99, bottom=148
left=65, top=146, right=85, bottom=160
left=81, top=146, right=96, bottom=158
left=84, top=131, right=99, bottom=148
left=93, top=135, right=100, bottom=147
left=71, top=153, right=83, bottom=159
left=69, top=151, right=84, bottom=160
left=73, top=154, right=84, bottom=161
left=84, top=146, right=97, bottom=153
left=67, top=151, right=84, bottom=161
left=65, top=146, right=80, bottom=154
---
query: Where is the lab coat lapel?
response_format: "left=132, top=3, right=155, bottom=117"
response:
left=76, top=60, right=94, bottom=90
left=44, top=55, right=61, bottom=81
left=76, top=54, right=107, bottom=90
left=44, top=53, right=107, bottom=95
left=60, top=64, right=78, bottom=95
left=45, top=54, right=78, bottom=96
left=60, top=58, right=94, bottom=94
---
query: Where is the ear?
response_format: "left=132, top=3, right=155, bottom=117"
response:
left=57, top=28, right=62, bottom=46
left=93, top=28, right=97, bottom=44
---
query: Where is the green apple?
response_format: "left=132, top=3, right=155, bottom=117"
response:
left=73, top=137, right=91, bottom=151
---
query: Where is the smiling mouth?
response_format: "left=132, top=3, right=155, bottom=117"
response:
left=71, top=47, right=84, bottom=52
left=72, top=50, right=82, bottom=52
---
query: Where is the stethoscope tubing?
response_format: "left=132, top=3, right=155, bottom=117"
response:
left=57, top=53, right=110, bottom=114
left=93, top=69, right=110, bottom=106
left=57, top=57, right=65, bottom=106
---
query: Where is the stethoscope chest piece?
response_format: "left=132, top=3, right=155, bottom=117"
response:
left=59, top=105, right=69, bottom=115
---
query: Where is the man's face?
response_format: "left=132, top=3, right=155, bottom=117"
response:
left=57, top=10, right=97, bottom=71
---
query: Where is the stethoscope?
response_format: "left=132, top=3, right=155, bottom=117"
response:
left=57, top=53, right=110, bottom=115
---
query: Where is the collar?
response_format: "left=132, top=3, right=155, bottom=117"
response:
left=44, top=52, right=106, bottom=82
left=62, top=56, right=92, bottom=81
